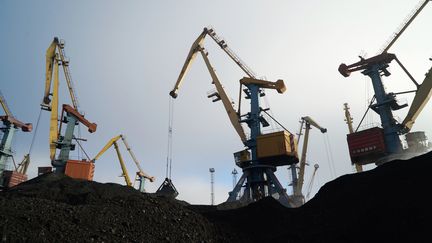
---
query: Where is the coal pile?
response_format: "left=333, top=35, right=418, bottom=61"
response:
left=1, top=151, right=431, bottom=242
left=0, top=173, right=236, bottom=242
left=197, top=151, right=432, bottom=242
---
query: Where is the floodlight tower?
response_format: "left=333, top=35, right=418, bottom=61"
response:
left=231, top=168, right=238, bottom=189
left=209, top=168, right=215, bottom=205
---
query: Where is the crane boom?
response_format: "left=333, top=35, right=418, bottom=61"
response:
left=0, top=90, right=13, bottom=117
left=380, top=0, right=430, bottom=54
left=170, top=27, right=260, bottom=98
left=168, top=29, right=247, bottom=144
left=113, top=141, right=132, bottom=186
left=199, top=48, right=247, bottom=143
left=93, top=135, right=122, bottom=161
left=120, top=135, right=155, bottom=182
left=169, top=30, right=207, bottom=98
left=43, top=37, right=79, bottom=110
left=401, top=65, right=432, bottom=132
left=49, top=61, right=59, bottom=161
left=0, top=90, right=32, bottom=131
left=206, top=28, right=257, bottom=78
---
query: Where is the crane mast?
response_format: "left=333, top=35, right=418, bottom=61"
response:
left=292, top=116, right=326, bottom=205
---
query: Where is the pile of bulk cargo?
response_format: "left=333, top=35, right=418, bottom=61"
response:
left=1, top=151, right=431, bottom=243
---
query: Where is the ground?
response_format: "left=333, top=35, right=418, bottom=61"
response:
left=1, top=151, right=431, bottom=242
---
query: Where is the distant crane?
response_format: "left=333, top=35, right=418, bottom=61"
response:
left=170, top=27, right=299, bottom=207
left=231, top=168, right=238, bottom=189
left=92, top=134, right=155, bottom=192
left=291, top=116, right=327, bottom=206
left=0, top=90, right=32, bottom=188
left=339, top=0, right=432, bottom=166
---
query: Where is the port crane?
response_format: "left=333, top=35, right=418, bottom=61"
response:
left=290, top=116, right=326, bottom=205
left=0, top=90, right=32, bottom=187
left=41, top=37, right=97, bottom=178
left=92, top=135, right=155, bottom=192
left=339, top=0, right=432, bottom=166
left=170, top=27, right=299, bottom=207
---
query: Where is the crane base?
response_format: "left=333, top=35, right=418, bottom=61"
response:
left=226, top=165, right=296, bottom=208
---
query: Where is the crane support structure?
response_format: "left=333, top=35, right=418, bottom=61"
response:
left=293, top=116, right=327, bottom=203
left=402, top=66, right=432, bottom=131
left=53, top=105, right=97, bottom=173
left=170, top=27, right=299, bottom=207
left=0, top=90, right=32, bottom=187
left=92, top=135, right=155, bottom=191
left=339, top=1, right=431, bottom=165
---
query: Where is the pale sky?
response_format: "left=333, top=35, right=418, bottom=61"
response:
left=1, top=0, right=431, bottom=205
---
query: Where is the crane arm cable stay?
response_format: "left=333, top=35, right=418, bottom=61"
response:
left=0, top=90, right=13, bottom=117
left=379, top=0, right=430, bottom=54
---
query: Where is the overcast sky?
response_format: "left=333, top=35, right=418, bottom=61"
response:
left=1, top=0, right=431, bottom=205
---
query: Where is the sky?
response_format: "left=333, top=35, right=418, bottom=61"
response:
left=1, top=0, right=431, bottom=205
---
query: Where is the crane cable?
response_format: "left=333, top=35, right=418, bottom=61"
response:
left=27, top=109, right=43, bottom=155
left=166, top=97, right=175, bottom=179
left=322, top=133, right=337, bottom=179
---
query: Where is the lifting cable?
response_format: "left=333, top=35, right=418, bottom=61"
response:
left=262, top=90, right=277, bottom=131
left=76, top=124, right=82, bottom=159
left=166, top=97, right=175, bottom=179
left=261, top=109, right=291, bottom=133
left=27, top=109, right=43, bottom=157
left=322, top=133, right=337, bottom=179
left=73, top=136, right=91, bottom=161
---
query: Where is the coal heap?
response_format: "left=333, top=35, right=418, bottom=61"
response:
left=0, top=173, right=230, bottom=242
left=1, top=151, right=431, bottom=242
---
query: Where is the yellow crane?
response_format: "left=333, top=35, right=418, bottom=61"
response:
left=292, top=116, right=327, bottom=205
left=169, top=27, right=299, bottom=207
left=41, top=37, right=97, bottom=178
left=92, top=135, right=155, bottom=192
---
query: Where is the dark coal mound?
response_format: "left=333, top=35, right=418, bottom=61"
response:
left=196, top=151, right=432, bottom=242
left=1, top=151, right=431, bottom=243
left=0, top=173, right=235, bottom=243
